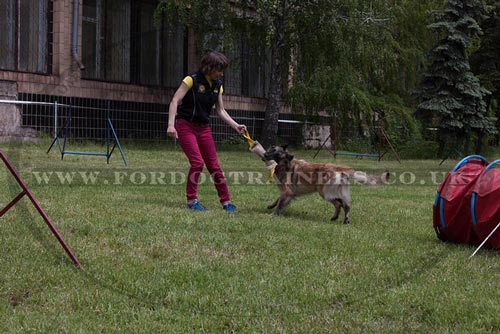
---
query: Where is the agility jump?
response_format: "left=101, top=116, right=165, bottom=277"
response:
left=0, top=99, right=127, bottom=166
left=47, top=101, right=128, bottom=166
left=0, top=149, right=80, bottom=267
left=313, top=111, right=401, bottom=163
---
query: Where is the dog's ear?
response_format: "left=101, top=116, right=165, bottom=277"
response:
left=282, top=144, right=289, bottom=151
left=287, top=154, right=294, bottom=161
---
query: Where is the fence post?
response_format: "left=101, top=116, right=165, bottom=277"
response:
left=54, top=100, right=58, bottom=139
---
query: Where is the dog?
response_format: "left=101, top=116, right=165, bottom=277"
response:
left=263, top=145, right=389, bottom=223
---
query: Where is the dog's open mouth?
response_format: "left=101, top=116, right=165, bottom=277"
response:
left=263, top=146, right=283, bottom=162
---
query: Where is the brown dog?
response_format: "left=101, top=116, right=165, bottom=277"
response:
left=263, top=145, right=389, bottom=223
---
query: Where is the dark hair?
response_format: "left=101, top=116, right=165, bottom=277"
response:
left=200, top=51, right=229, bottom=74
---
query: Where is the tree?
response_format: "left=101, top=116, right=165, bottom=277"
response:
left=470, top=0, right=500, bottom=146
left=256, top=0, right=288, bottom=147
left=415, top=0, right=495, bottom=155
left=286, top=1, right=438, bottom=149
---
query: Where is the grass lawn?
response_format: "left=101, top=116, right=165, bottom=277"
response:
left=1, top=140, right=500, bottom=333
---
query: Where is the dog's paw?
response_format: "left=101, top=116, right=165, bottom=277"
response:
left=267, top=201, right=278, bottom=209
left=331, top=215, right=339, bottom=221
left=343, top=218, right=350, bottom=224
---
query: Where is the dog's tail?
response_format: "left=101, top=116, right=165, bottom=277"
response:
left=351, top=170, right=390, bottom=186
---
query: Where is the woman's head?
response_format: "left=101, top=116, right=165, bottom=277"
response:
left=200, top=51, right=229, bottom=76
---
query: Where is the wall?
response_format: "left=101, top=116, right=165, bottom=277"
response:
left=0, top=81, right=37, bottom=143
left=302, top=124, right=332, bottom=148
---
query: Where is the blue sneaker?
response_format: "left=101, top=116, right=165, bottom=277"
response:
left=187, top=200, right=208, bottom=212
left=222, top=203, right=236, bottom=213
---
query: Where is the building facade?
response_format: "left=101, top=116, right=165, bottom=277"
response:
left=0, top=0, right=290, bottom=143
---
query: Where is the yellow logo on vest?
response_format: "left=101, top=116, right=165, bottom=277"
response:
left=198, top=85, right=206, bottom=93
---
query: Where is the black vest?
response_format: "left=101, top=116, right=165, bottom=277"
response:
left=176, top=71, right=222, bottom=124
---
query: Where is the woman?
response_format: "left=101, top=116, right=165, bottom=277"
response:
left=167, top=51, right=247, bottom=213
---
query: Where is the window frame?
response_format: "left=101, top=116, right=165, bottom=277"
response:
left=81, top=0, right=186, bottom=88
left=0, top=0, right=52, bottom=74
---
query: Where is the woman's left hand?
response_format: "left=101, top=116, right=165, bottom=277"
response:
left=236, top=124, right=247, bottom=134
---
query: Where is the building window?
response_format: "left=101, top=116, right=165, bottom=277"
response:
left=0, top=0, right=51, bottom=73
left=224, top=25, right=270, bottom=98
left=81, top=0, right=185, bottom=87
left=82, top=0, right=102, bottom=79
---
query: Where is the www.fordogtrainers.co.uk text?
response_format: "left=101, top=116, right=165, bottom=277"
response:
left=27, top=169, right=450, bottom=186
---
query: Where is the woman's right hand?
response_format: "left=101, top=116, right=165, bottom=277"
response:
left=167, top=126, right=178, bottom=139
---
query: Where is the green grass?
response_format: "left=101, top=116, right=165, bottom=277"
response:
left=1, top=140, right=500, bottom=333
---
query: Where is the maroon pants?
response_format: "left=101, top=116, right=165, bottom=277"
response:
left=175, top=119, right=230, bottom=204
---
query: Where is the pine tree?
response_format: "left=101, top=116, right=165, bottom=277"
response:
left=416, top=0, right=495, bottom=154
